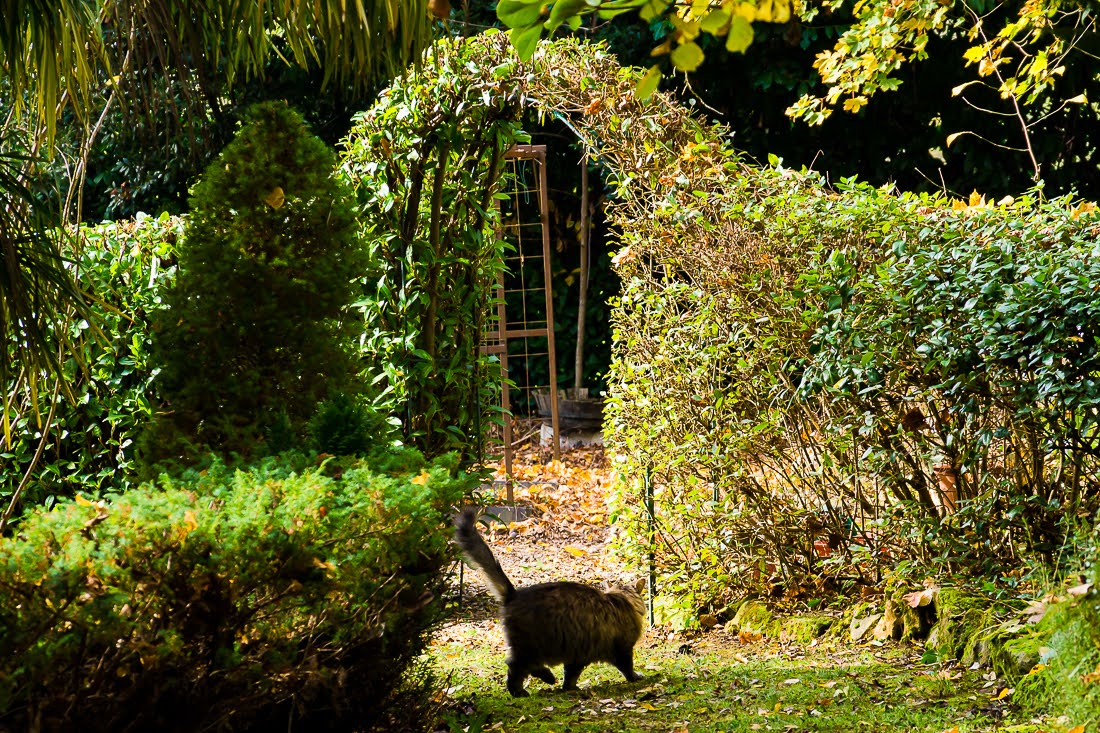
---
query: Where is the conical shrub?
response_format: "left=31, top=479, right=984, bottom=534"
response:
left=151, top=101, right=364, bottom=459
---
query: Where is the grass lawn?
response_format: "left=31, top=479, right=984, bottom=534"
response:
left=431, top=623, right=1063, bottom=733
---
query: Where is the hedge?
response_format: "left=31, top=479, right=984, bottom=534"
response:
left=0, top=448, right=473, bottom=732
left=1, top=214, right=178, bottom=507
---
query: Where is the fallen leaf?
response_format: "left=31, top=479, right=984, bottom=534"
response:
left=263, top=186, right=285, bottom=209
left=903, top=587, right=938, bottom=608
left=1067, top=582, right=1093, bottom=597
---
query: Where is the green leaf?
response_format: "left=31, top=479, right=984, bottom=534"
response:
left=636, top=64, right=662, bottom=100
left=497, top=0, right=544, bottom=27
left=725, top=15, right=754, bottom=53
left=546, top=0, right=588, bottom=30
left=510, top=24, right=543, bottom=60
left=670, top=41, right=705, bottom=72
left=700, top=8, right=731, bottom=34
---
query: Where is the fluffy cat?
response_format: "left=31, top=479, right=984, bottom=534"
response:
left=454, top=507, right=646, bottom=697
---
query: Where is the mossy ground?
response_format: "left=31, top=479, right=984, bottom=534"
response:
left=431, top=620, right=1071, bottom=733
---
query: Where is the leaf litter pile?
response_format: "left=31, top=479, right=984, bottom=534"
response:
left=432, top=446, right=1065, bottom=733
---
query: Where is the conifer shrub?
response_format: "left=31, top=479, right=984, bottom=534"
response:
left=0, top=448, right=473, bottom=732
left=309, top=391, right=394, bottom=456
left=150, top=101, right=365, bottom=461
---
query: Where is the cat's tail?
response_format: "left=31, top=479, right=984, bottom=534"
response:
left=455, top=508, right=516, bottom=604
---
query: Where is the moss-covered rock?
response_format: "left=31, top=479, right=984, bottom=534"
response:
left=730, top=601, right=778, bottom=636
left=992, top=633, right=1046, bottom=680
left=926, top=588, right=992, bottom=661
left=873, top=587, right=937, bottom=641
left=851, top=612, right=883, bottom=641
left=780, top=615, right=835, bottom=643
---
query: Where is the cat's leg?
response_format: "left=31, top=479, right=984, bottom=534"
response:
left=613, top=644, right=644, bottom=682
left=562, top=662, right=587, bottom=691
left=506, top=659, right=530, bottom=697
left=530, top=665, right=556, bottom=685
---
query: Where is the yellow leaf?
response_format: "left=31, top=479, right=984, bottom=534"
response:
left=563, top=546, right=588, bottom=557
left=670, top=41, right=706, bottom=72
left=729, top=0, right=756, bottom=21
left=963, top=46, right=986, bottom=63
left=842, top=96, right=868, bottom=113
left=75, top=493, right=94, bottom=507
left=951, top=80, right=980, bottom=96
left=700, top=8, right=731, bottom=33
left=1068, top=726, right=1086, bottom=733
left=994, top=686, right=1014, bottom=700
left=184, top=510, right=198, bottom=531
left=1068, top=92, right=1088, bottom=104
left=946, top=131, right=966, bottom=147
left=1071, top=202, right=1097, bottom=219
left=1026, top=663, right=1047, bottom=676
left=725, top=14, right=754, bottom=53
left=755, top=0, right=774, bottom=21
left=978, top=58, right=996, bottom=77
left=263, top=186, right=286, bottom=209
left=636, top=65, right=662, bottom=100
left=670, top=15, right=701, bottom=41
left=410, top=471, right=432, bottom=485
left=772, top=0, right=791, bottom=23
left=951, top=198, right=968, bottom=211
left=968, top=190, right=985, bottom=207
left=651, top=39, right=672, bottom=56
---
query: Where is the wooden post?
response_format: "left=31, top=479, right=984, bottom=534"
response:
left=535, top=149, right=561, bottom=461
left=574, top=156, right=589, bottom=394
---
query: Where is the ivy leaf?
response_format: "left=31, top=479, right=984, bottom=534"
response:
left=670, top=41, right=705, bottom=72
left=725, top=15, right=754, bottom=54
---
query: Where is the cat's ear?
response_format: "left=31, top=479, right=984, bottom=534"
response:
left=634, top=577, right=647, bottom=594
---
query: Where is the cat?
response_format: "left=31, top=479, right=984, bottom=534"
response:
left=454, top=507, right=646, bottom=697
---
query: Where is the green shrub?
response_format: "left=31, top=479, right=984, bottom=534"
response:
left=0, top=447, right=473, bottom=732
left=1, top=214, right=179, bottom=506
left=309, top=392, right=394, bottom=456
left=151, top=101, right=365, bottom=460
left=338, top=36, right=523, bottom=457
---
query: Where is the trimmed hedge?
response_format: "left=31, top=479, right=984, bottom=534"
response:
left=0, top=448, right=472, bottom=732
